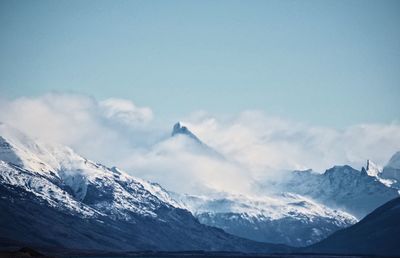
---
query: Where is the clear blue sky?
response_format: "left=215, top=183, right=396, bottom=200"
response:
left=0, top=0, right=399, bottom=127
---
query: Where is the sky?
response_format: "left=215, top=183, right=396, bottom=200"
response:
left=1, top=0, right=399, bottom=127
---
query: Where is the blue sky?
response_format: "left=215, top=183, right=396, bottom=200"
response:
left=0, top=0, right=399, bottom=127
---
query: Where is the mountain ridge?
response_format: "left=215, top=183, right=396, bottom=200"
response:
left=281, top=164, right=399, bottom=218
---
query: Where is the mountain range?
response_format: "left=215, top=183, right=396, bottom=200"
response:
left=0, top=121, right=399, bottom=255
left=165, top=123, right=400, bottom=246
left=281, top=163, right=399, bottom=218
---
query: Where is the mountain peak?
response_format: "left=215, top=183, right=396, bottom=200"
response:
left=364, top=159, right=381, bottom=177
left=171, top=122, right=182, bottom=135
left=171, top=122, right=201, bottom=143
left=170, top=122, right=226, bottom=160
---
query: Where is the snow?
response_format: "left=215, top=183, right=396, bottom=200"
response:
left=170, top=190, right=358, bottom=246
left=282, top=165, right=400, bottom=218
left=366, top=160, right=381, bottom=177
left=0, top=123, right=175, bottom=220
left=173, top=191, right=357, bottom=224
left=0, top=161, right=98, bottom=217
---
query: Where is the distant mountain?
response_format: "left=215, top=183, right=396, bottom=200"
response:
left=381, top=151, right=400, bottom=183
left=171, top=122, right=202, bottom=143
left=364, top=159, right=381, bottom=177
left=308, top=196, right=400, bottom=256
left=0, top=123, right=287, bottom=253
left=170, top=192, right=356, bottom=247
left=170, top=122, right=224, bottom=159
left=282, top=164, right=399, bottom=218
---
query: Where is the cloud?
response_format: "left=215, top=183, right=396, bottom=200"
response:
left=0, top=93, right=399, bottom=195
left=100, top=98, right=153, bottom=126
left=180, top=111, right=400, bottom=175
left=121, top=135, right=254, bottom=195
left=0, top=93, right=158, bottom=166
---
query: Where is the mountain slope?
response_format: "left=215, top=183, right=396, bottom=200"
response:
left=381, top=151, right=400, bottom=183
left=308, top=197, right=400, bottom=256
left=0, top=123, right=288, bottom=253
left=171, top=192, right=356, bottom=247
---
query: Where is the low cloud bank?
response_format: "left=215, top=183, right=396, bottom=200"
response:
left=1, top=93, right=399, bottom=195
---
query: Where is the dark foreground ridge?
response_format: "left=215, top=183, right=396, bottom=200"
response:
left=306, top=197, right=400, bottom=257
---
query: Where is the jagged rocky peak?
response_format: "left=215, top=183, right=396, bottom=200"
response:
left=171, top=122, right=226, bottom=160
left=364, top=159, right=381, bottom=177
left=171, top=122, right=201, bottom=142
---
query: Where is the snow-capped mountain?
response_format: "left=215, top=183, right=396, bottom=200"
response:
left=0, top=123, right=286, bottom=252
left=365, top=159, right=381, bottom=177
left=281, top=164, right=399, bottom=218
left=381, top=151, right=400, bottom=183
left=0, top=123, right=172, bottom=219
left=170, top=191, right=356, bottom=247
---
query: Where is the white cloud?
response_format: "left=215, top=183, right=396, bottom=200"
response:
left=122, top=135, right=254, bottom=195
left=100, top=98, right=153, bottom=126
left=0, top=93, right=158, bottom=167
left=0, top=93, right=399, bottom=195
left=181, top=111, right=400, bottom=175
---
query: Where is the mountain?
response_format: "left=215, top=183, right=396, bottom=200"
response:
left=171, top=122, right=202, bottom=143
left=0, top=123, right=287, bottom=253
left=308, top=196, right=400, bottom=256
left=170, top=191, right=356, bottom=247
left=365, top=159, right=381, bottom=177
left=282, top=165, right=399, bottom=218
left=381, top=151, right=400, bottom=183
left=170, top=122, right=225, bottom=160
